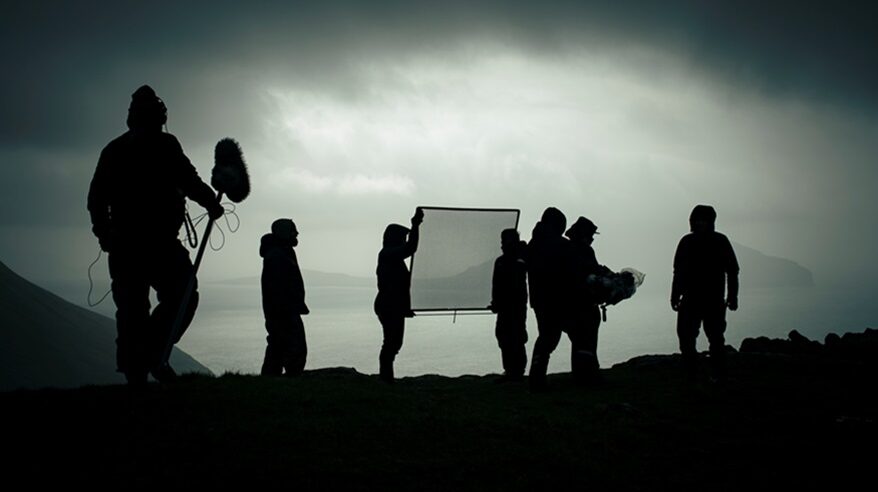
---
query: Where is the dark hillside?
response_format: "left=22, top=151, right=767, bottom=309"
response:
left=0, top=260, right=210, bottom=390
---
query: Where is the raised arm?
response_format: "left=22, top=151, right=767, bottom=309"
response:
left=383, top=207, right=424, bottom=261
left=404, top=208, right=423, bottom=257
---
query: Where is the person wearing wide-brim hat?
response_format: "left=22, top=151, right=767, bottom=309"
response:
left=565, top=216, right=600, bottom=240
left=565, top=216, right=611, bottom=384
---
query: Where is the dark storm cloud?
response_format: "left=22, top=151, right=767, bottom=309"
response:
left=1, top=0, right=875, bottom=150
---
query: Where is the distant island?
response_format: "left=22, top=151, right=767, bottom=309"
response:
left=731, top=241, right=814, bottom=288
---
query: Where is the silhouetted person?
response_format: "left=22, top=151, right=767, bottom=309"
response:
left=488, top=228, right=528, bottom=382
left=671, top=205, right=740, bottom=382
left=374, top=208, right=424, bottom=382
left=527, top=207, right=576, bottom=391
left=566, top=216, right=611, bottom=383
left=260, top=219, right=309, bottom=376
left=87, top=85, right=223, bottom=386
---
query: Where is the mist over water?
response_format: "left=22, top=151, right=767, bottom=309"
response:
left=173, top=282, right=877, bottom=377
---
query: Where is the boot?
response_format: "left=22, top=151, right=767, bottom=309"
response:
left=125, top=371, right=149, bottom=390
left=379, top=356, right=395, bottom=383
left=529, top=353, right=549, bottom=392
left=150, top=362, right=178, bottom=383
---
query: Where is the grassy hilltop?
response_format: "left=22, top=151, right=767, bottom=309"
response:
left=3, top=353, right=876, bottom=490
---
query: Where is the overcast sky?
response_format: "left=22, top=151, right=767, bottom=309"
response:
left=1, top=0, right=876, bottom=296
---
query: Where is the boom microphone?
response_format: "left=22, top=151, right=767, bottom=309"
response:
left=161, top=138, right=251, bottom=369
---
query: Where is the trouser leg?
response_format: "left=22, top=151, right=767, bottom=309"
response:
left=379, top=315, right=404, bottom=380
left=150, top=242, right=197, bottom=368
left=530, top=309, right=562, bottom=388
left=262, top=315, right=307, bottom=376
left=285, top=315, right=307, bottom=376
left=677, top=306, right=702, bottom=380
left=500, top=349, right=512, bottom=375
left=501, top=342, right=528, bottom=378
left=496, top=312, right=528, bottom=377
left=571, top=305, right=601, bottom=383
left=108, top=251, right=151, bottom=383
left=262, top=318, right=286, bottom=376
left=261, top=344, right=283, bottom=376
left=499, top=344, right=528, bottom=378
left=704, top=302, right=728, bottom=381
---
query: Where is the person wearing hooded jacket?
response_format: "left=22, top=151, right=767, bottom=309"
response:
left=260, top=218, right=309, bottom=376
left=671, top=205, right=740, bottom=382
left=87, top=85, right=223, bottom=386
left=374, top=207, right=424, bottom=382
left=526, top=207, right=576, bottom=391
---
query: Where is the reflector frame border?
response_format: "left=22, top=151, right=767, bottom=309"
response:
left=409, top=205, right=521, bottom=313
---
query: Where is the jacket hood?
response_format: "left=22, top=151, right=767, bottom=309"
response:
left=689, top=204, right=717, bottom=232
left=383, top=223, right=410, bottom=247
left=540, top=207, right=567, bottom=236
left=260, top=233, right=291, bottom=258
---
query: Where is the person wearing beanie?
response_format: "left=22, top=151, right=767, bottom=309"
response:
left=488, top=228, right=529, bottom=382
left=260, top=218, right=309, bottom=376
left=374, top=207, right=424, bottom=382
left=87, top=85, right=224, bottom=387
left=671, top=204, right=740, bottom=382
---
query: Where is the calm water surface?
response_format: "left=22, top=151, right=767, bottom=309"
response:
left=177, top=283, right=876, bottom=377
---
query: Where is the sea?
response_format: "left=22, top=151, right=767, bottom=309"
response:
left=173, top=282, right=877, bottom=377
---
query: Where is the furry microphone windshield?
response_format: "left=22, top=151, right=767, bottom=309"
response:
left=211, top=138, right=250, bottom=203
